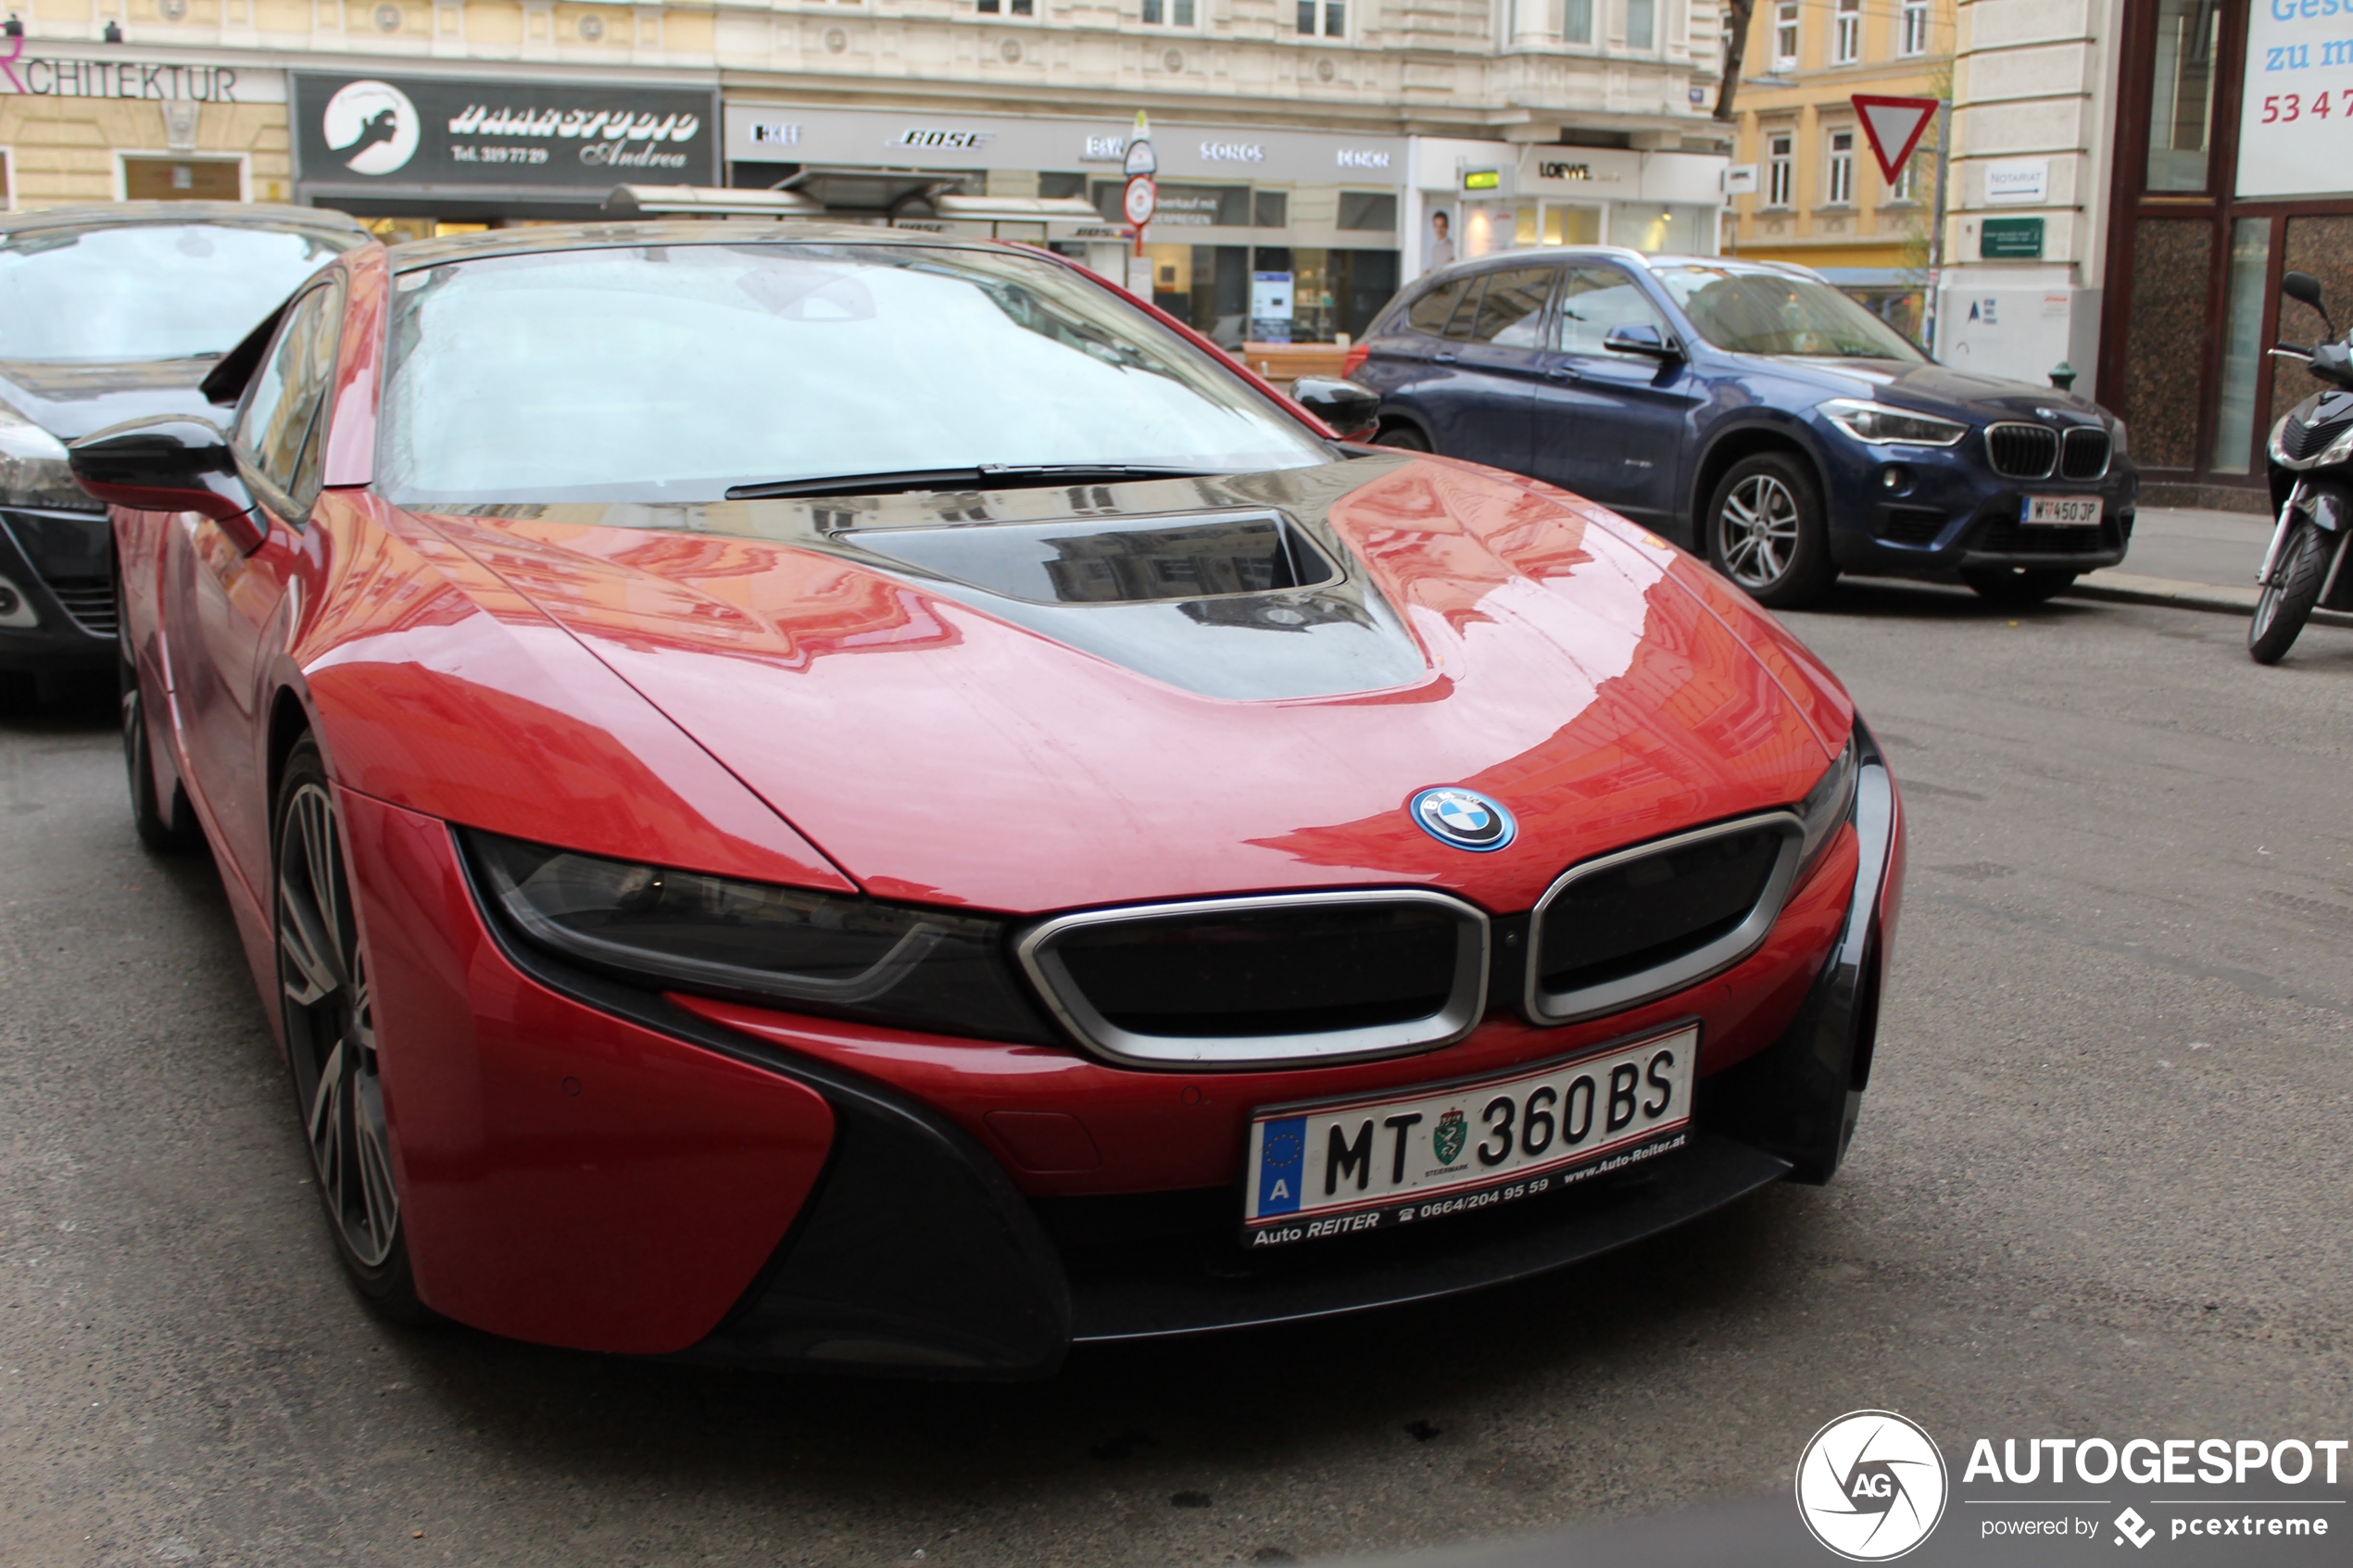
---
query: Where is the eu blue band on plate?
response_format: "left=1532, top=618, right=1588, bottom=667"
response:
left=1256, top=1116, right=1306, bottom=1216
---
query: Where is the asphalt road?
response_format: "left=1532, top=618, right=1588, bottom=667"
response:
left=3, top=583, right=2349, bottom=1568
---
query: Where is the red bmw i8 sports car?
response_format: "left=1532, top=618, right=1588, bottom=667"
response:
left=74, top=225, right=1902, bottom=1376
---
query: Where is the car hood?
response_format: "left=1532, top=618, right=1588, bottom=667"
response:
left=1751, top=356, right=2112, bottom=423
left=0, top=357, right=224, bottom=440
left=409, top=456, right=1848, bottom=915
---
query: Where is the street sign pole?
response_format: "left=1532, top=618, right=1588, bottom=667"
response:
left=1924, top=98, right=1952, bottom=356
left=1122, top=111, right=1156, bottom=295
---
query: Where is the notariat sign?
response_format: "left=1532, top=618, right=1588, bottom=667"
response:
left=292, top=73, right=717, bottom=192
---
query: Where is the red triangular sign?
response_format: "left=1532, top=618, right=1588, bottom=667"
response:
left=1852, top=94, right=1940, bottom=183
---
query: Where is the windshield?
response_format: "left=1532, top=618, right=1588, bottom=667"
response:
left=0, top=222, right=355, bottom=363
left=376, top=243, right=1330, bottom=505
left=1651, top=265, right=1925, bottom=361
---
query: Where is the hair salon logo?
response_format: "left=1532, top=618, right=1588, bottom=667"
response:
left=1795, top=1411, right=1949, bottom=1562
left=321, top=79, right=419, bottom=176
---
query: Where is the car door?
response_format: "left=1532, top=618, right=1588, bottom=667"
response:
left=1528, top=265, right=1703, bottom=530
left=168, top=275, right=344, bottom=888
left=1389, top=264, right=1557, bottom=472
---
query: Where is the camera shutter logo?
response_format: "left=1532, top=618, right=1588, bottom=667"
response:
left=322, top=80, right=419, bottom=176
left=1794, top=1411, right=1948, bottom=1561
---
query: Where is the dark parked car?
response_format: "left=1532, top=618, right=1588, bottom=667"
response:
left=0, top=200, right=367, bottom=702
left=1344, top=249, right=2137, bottom=608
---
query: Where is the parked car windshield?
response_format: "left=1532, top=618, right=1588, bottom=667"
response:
left=0, top=221, right=356, bottom=363
left=1650, top=265, right=1925, bottom=362
left=376, top=242, right=1331, bottom=505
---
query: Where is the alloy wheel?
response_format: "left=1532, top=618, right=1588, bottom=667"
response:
left=278, top=781, right=398, bottom=1268
left=1717, top=473, right=1803, bottom=590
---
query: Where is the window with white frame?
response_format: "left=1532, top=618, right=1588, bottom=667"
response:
left=1766, top=131, right=1793, bottom=207
left=1563, top=0, right=1592, bottom=44
left=1899, top=0, right=1930, bottom=56
left=1295, top=0, right=1342, bottom=36
left=1888, top=157, right=1920, bottom=203
left=1143, top=0, right=1196, bottom=21
left=1625, top=0, right=1655, bottom=49
left=1833, top=0, right=1860, bottom=63
left=1772, top=2, right=1799, bottom=69
left=1826, top=129, right=1856, bottom=205
left=977, top=0, right=1035, bottom=13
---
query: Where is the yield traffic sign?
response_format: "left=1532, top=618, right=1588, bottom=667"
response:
left=1850, top=94, right=1940, bottom=183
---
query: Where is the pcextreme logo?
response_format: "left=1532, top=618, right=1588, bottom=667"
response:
left=1796, top=1410, right=1951, bottom=1561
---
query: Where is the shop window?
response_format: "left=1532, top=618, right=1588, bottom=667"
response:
left=2144, top=0, right=2219, bottom=193
left=1253, top=189, right=1288, bottom=228
left=1766, top=132, right=1793, bottom=207
left=1257, top=245, right=1397, bottom=343
left=1337, top=192, right=1396, bottom=232
left=1898, top=0, right=1929, bottom=57
left=1824, top=130, right=1855, bottom=206
left=976, top=0, right=1035, bottom=13
left=1625, top=0, right=1654, bottom=51
left=1295, top=0, right=1343, bottom=39
left=1832, top=0, right=1859, bottom=64
left=1772, top=0, right=1798, bottom=69
left=121, top=156, right=240, bottom=201
left=1141, top=0, right=1196, bottom=23
left=1039, top=171, right=1088, bottom=200
left=2208, top=218, right=2273, bottom=475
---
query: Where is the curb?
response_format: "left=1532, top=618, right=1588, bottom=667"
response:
left=2062, top=571, right=2353, bottom=628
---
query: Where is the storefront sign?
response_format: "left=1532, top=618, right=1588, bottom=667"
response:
left=2, top=57, right=276, bottom=101
left=1979, top=217, right=2045, bottom=259
left=293, top=74, right=717, bottom=193
left=2237, top=1, right=2353, bottom=198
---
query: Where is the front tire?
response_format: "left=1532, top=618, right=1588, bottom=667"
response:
left=1960, top=566, right=2079, bottom=606
left=1706, top=453, right=1835, bottom=608
left=1374, top=423, right=1430, bottom=452
left=120, top=619, right=201, bottom=852
left=274, top=736, right=430, bottom=1323
left=2248, top=521, right=2330, bottom=665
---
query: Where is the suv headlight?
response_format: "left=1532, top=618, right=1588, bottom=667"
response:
left=1794, top=731, right=1858, bottom=880
left=0, top=401, right=104, bottom=512
left=2109, top=416, right=2128, bottom=459
left=465, top=831, right=1054, bottom=1044
left=1818, top=398, right=1969, bottom=447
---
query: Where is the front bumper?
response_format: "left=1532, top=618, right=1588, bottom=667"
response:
left=336, top=735, right=1904, bottom=1379
left=0, top=508, right=116, bottom=674
left=1817, top=433, right=2139, bottom=577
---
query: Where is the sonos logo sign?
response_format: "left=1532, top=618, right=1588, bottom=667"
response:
left=1199, top=140, right=1265, bottom=162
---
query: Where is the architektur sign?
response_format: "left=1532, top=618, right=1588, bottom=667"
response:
left=292, top=73, right=717, bottom=198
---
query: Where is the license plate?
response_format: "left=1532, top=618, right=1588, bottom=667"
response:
left=1241, top=1025, right=1697, bottom=1248
left=2020, top=495, right=2102, bottom=526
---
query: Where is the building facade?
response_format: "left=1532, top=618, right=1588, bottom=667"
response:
left=1720, top=0, right=1953, bottom=339
left=0, top=0, right=1738, bottom=345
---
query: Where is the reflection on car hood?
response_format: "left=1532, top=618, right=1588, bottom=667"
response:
left=412, top=456, right=1849, bottom=914
left=1769, top=357, right=2112, bottom=421
left=0, top=357, right=222, bottom=440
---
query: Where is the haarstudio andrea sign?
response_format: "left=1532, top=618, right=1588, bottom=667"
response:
left=291, top=74, right=716, bottom=195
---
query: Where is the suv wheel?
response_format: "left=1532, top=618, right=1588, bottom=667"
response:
left=1375, top=424, right=1430, bottom=453
left=1706, top=453, right=1835, bottom=608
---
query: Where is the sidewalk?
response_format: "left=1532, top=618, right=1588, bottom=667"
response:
left=2064, top=506, right=2353, bottom=626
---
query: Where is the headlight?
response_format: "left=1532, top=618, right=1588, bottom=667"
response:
left=1794, top=731, right=1858, bottom=879
left=465, top=831, right=1054, bottom=1044
left=1818, top=398, right=1969, bottom=447
left=2321, top=424, right=2353, bottom=468
left=0, top=401, right=104, bottom=512
left=2109, top=417, right=2128, bottom=459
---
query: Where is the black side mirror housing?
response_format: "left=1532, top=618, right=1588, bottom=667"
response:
left=2284, top=270, right=2325, bottom=309
left=69, top=417, right=263, bottom=553
left=1290, top=375, right=1382, bottom=439
left=1604, top=322, right=1681, bottom=359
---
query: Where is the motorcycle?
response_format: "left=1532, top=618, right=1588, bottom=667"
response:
left=2254, top=270, right=2353, bottom=664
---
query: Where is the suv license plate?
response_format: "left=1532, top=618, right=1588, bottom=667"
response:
left=2020, top=495, right=2102, bottom=526
left=1239, top=1025, right=1696, bottom=1248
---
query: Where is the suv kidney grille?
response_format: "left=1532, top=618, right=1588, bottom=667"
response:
left=2059, top=427, right=2111, bottom=480
left=1985, top=423, right=2059, bottom=480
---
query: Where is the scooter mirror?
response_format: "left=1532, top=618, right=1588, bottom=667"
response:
left=2284, top=270, right=2326, bottom=310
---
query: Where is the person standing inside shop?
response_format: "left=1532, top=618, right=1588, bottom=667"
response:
left=1427, top=209, right=1454, bottom=270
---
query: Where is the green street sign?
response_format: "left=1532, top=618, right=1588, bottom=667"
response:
left=1980, top=217, right=2045, bottom=259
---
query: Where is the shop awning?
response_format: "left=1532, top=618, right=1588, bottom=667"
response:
left=931, top=194, right=1104, bottom=222
left=603, top=185, right=824, bottom=219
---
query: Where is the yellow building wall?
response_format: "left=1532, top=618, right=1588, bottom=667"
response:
left=2, top=99, right=292, bottom=210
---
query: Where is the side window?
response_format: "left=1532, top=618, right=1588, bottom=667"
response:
left=1555, top=267, right=1668, bottom=357
left=233, top=276, right=346, bottom=515
left=1460, top=266, right=1554, bottom=346
left=1405, top=275, right=1469, bottom=336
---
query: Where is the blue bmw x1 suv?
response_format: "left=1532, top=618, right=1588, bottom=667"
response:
left=1345, top=248, right=2136, bottom=608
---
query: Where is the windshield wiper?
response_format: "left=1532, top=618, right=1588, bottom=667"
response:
left=725, top=463, right=1209, bottom=501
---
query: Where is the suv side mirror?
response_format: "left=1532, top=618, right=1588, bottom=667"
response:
left=1604, top=322, right=1680, bottom=359
left=69, top=417, right=263, bottom=553
left=1290, top=376, right=1381, bottom=439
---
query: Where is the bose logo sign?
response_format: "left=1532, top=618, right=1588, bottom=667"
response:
left=890, top=128, right=994, bottom=149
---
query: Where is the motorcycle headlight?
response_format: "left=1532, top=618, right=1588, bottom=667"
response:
left=0, top=401, right=104, bottom=512
left=464, top=831, right=1054, bottom=1044
left=1794, top=730, right=1858, bottom=880
left=1818, top=398, right=1969, bottom=448
left=2321, top=424, right=2353, bottom=468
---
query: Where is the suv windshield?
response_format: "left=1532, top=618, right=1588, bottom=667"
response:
left=377, top=242, right=1330, bottom=505
left=1651, top=265, right=1925, bottom=362
left=0, top=222, right=355, bottom=363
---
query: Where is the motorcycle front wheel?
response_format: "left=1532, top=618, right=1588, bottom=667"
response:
left=2248, top=520, right=2331, bottom=664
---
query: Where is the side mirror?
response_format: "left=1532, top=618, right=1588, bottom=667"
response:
left=2283, top=270, right=2337, bottom=340
left=69, top=417, right=263, bottom=553
left=1604, top=322, right=1681, bottom=359
left=1290, top=376, right=1382, bottom=439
